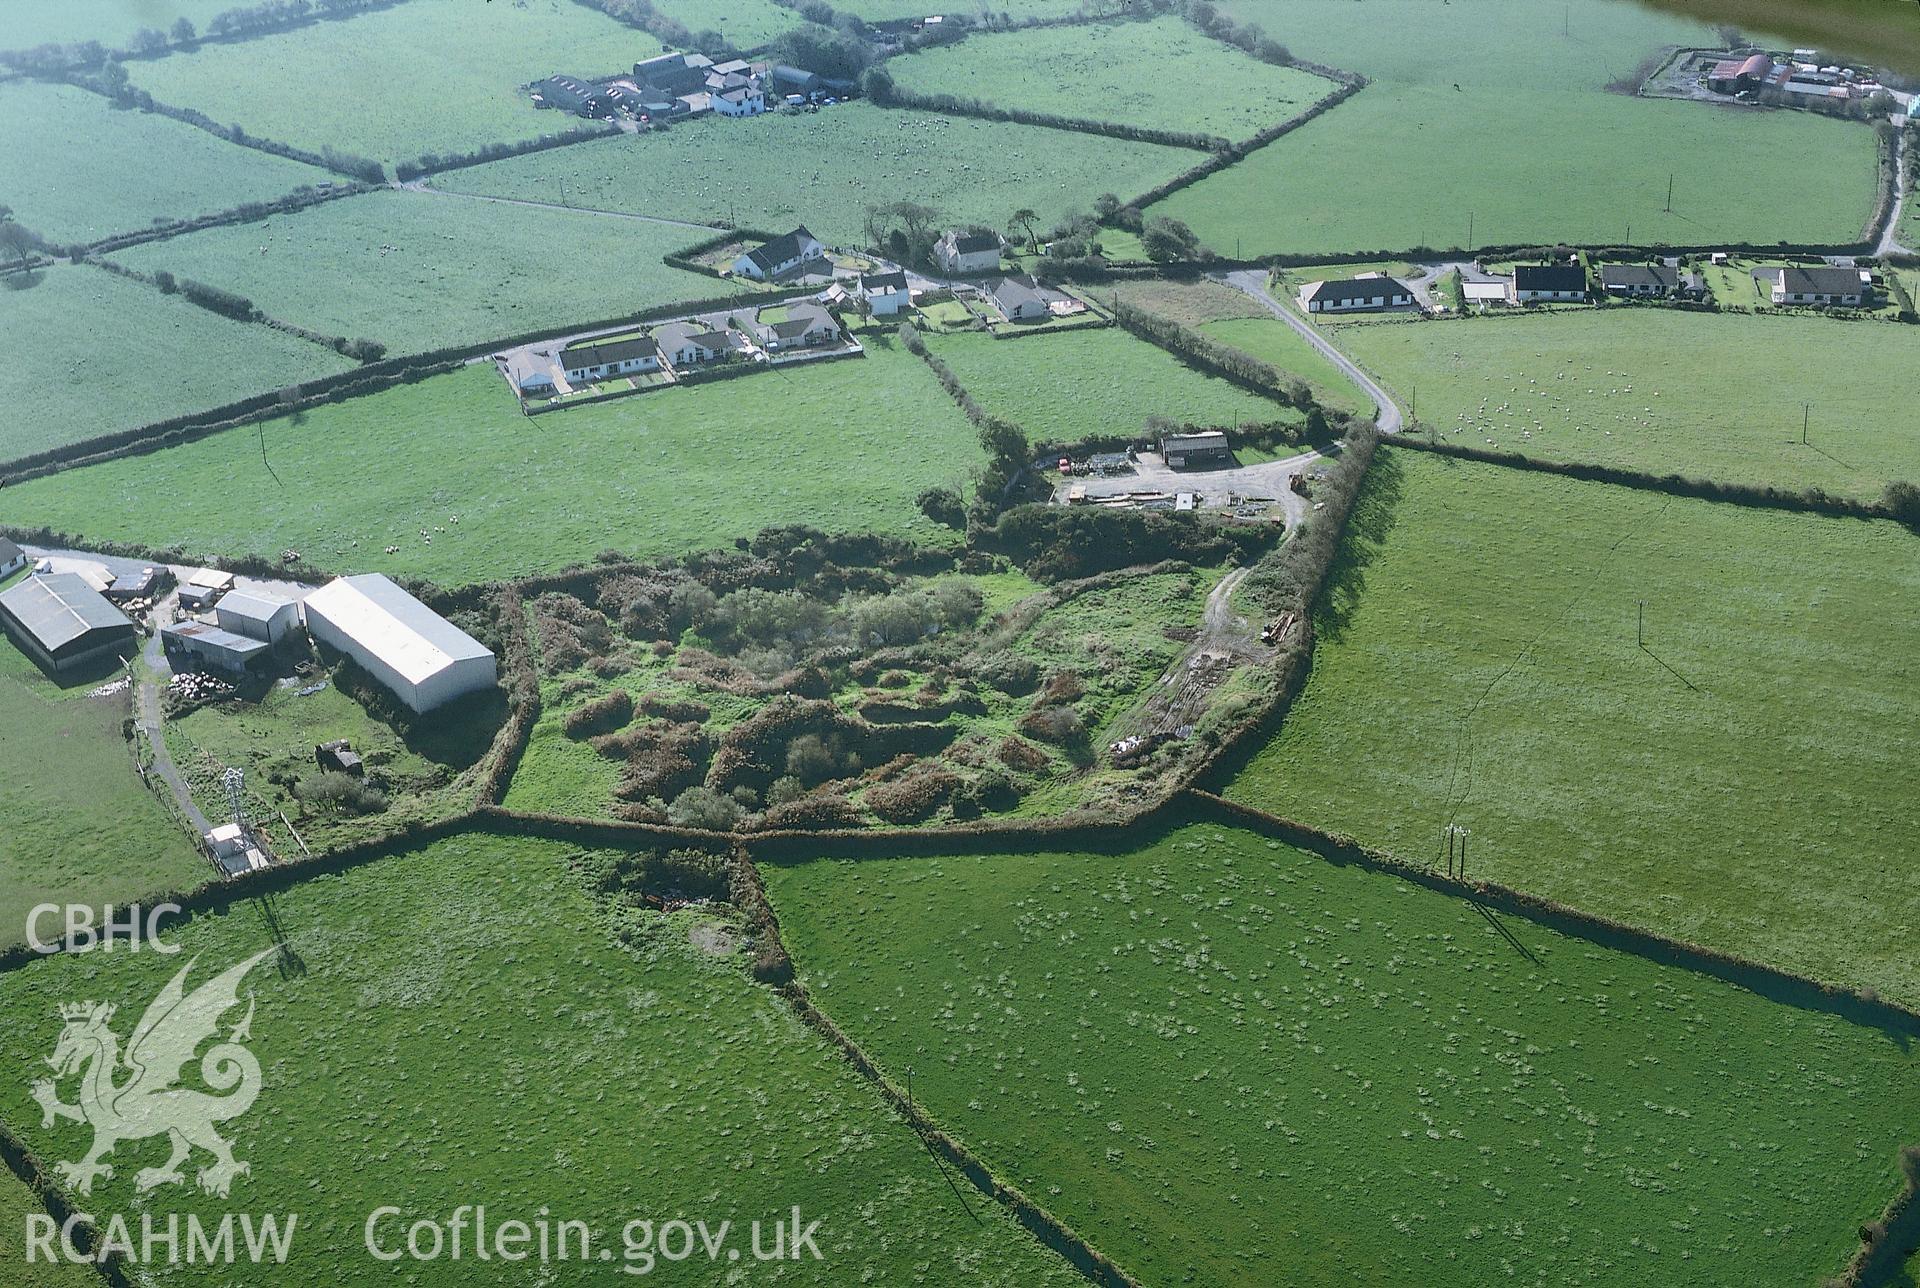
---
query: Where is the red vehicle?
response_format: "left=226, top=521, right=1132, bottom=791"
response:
left=1058, top=457, right=1072, bottom=475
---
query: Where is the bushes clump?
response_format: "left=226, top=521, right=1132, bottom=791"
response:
left=864, top=768, right=961, bottom=823
left=1018, top=704, right=1085, bottom=745
left=667, top=785, right=746, bottom=832
left=562, top=689, right=633, bottom=740
left=294, top=770, right=388, bottom=816
left=997, top=735, right=1051, bottom=772
left=637, top=693, right=710, bottom=723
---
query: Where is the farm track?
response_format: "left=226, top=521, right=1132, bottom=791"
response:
left=398, top=180, right=725, bottom=232
left=1875, top=127, right=1912, bottom=258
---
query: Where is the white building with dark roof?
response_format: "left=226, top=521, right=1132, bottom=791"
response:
left=302, top=574, right=497, bottom=714
left=1302, top=275, right=1415, bottom=313
left=934, top=230, right=1002, bottom=275
left=733, top=227, right=825, bottom=281
left=0, top=573, right=136, bottom=675
left=0, top=539, right=24, bottom=579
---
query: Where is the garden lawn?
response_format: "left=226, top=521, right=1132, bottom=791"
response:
left=0, top=832, right=1077, bottom=1286
left=1229, top=449, right=1920, bottom=1003
left=652, top=0, right=798, bottom=48
left=106, top=188, right=738, bottom=355
left=888, top=17, right=1335, bottom=139
left=435, top=104, right=1196, bottom=245
left=0, top=345, right=982, bottom=586
left=0, top=265, right=352, bottom=463
left=764, top=823, right=1920, bottom=1287
left=928, top=326, right=1294, bottom=442
left=0, top=629, right=207, bottom=953
left=0, top=82, right=330, bottom=246
left=1336, top=309, right=1920, bottom=499
left=125, top=0, right=648, bottom=168
left=1201, top=315, right=1370, bottom=416
left=1155, top=0, right=1879, bottom=256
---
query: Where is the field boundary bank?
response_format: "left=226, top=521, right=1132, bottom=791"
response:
left=57, top=73, right=383, bottom=183
left=1386, top=436, right=1909, bottom=523
left=731, top=854, right=1144, bottom=1287
left=868, top=88, right=1226, bottom=152
left=1182, top=790, right=1920, bottom=1034
left=0, top=282, right=813, bottom=484
left=0, top=0, right=418, bottom=75
left=1115, top=76, right=1367, bottom=216
left=0, top=1120, right=133, bottom=1286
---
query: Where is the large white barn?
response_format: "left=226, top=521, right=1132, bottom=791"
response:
left=302, top=574, right=496, bottom=714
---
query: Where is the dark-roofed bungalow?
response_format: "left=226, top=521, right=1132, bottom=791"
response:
left=1598, top=263, right=1697, bottom=298
left=989, top=275, right=1050, bottom=322
left=732, top=227, right=826, bottom=281
left=1770, top=265, right=1871, bottom=307
left=1160, top=431, right=1233, bottom=469
left=1303, top=276, right=1415, bottom=313
left=1511, top=264, right=1589, bottom=303
left=561, top=334, right=662, bottom=383
left=757, top=302, right=841, bottom=351
left=0, top=574, right=137, bottom=676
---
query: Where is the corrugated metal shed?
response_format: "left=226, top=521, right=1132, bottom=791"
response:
left=0, top=574, right=133, bottom=652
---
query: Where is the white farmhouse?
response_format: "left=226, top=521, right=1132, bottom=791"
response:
left=859, top=270, right=910, bottom=316
left=934, top=230, right=1002, bottom=275
left=302, top=574, right=497, bottom=714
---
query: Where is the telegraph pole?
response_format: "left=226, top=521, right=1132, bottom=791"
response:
left=1803, top=403, right=1811, bottom=444
left=1637, top=599, right=1645, bottom=647
left=1664, top=174, right=1674, bottom=213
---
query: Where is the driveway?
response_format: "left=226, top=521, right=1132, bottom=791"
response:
left=1876, top=128, right=1912, bottom=259
left=136, top=593, right=211, bottom=836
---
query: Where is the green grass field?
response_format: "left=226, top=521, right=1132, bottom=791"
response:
left=435, top=104, right=1195, bottom=245
left=1228, top=449, right=1920, bottom=1003
left=0, top=344, right=981, bottom=586
left=764, top=823, right=1920, bottom=1287
left=0, top=265, right=353, bottom=464
left=1336, top=309, right=1920, bottom=498
left=0, top=1171, right=95, bottom=1288
left=652, top=0, right=797, bottom=47
left=0, top=831, right=1077, bottom=1285
left=0, top=626, right=208, bottom=953
left=1201, top=316, right=1371, bottom=416
left=1154, top=0, right=1880, bottom=256
left=106, top=189, right=737, bottom=355
left=928, top=326, right=1295, bottom=442
left=125, top=0, right=647, bottom=168
left=0, top=81, right=330, bottom=246
left=0, top=0, right=235, bottom=50
left=888, top=17, right=1335, bottom=139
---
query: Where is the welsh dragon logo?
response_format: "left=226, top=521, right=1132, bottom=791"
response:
left=30, top=948, right=276, bottom=1198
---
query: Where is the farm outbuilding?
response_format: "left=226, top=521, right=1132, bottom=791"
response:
left=161, top=620, right=271, bottom=679
left=0, top=573, right=136, bottom=676
left=0, top=539, right=23, bottom=579
left=302, top=574, right=497, bottom=714
left=1161, top=432, right=1233, bottom=469
left=216, top=590, right=300, bottom=643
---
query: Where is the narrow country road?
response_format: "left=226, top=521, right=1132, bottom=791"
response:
left=396, top=181, right=724, bottom=232
left=1875, top=127, right=1912, bottom=259
left=1216, top=269, right=1403, bottom=434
